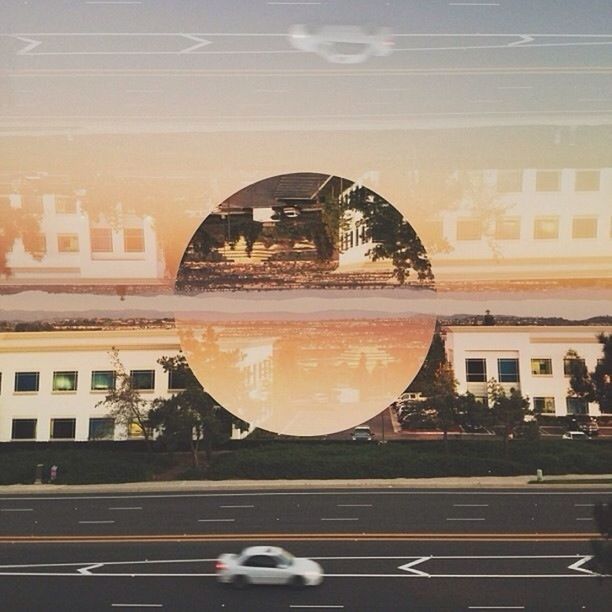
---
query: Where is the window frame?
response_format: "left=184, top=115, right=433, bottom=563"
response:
left=535, top=170, right=561, bottom=192
left=533, top=216, right=559, bottom=240
left=130, top=369, right=155, bottom=391
left=50, top=418, right=76, bottom=440
left=465, top=358, right=487, bottom=383
left=88, top=417, right=115, bottom=441
left=91, top=370, right=116, bottom=392
left=572, top=217, right=598, bottom=239
left=531, top=358, right=553, bottom=376
left=57, top=233, right=80, bottom=253
left=123, top=228, right=145, bottom=253
left=533, top=397, right=555, bottom=414
left=11, top=418, right=37, bottom=440
left=90, top=227, right=114, bottom=253
left=498, top=358, right=520, bottom=383
left=14, top=371, right=40, bottom=393
left=52, top=371, right=78, bottom=393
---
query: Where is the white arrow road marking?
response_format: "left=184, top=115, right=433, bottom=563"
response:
left=567, top=555, right=596, bottom=575
left=77, top=563, right=104, bottom=575
left=14, top=36, right=42, bottom=55
left=178, top=34, right=212, bottom=54
left=397, top=556, right=432, bottom=577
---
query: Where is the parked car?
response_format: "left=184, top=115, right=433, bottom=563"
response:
left=351, top=426, right=375, bottom=441
left=562, top=431, right=590, bottom=440
left=568, top=416, right=599, bottom=437
left=216, top=546, right=323, bottom=588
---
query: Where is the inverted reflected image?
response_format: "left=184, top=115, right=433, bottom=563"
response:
left=175, top=172, right=436, bottom=436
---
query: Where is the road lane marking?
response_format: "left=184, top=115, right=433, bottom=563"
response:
left=576, top=517, right=593, bottom=521
left=453, top=504, right=488, bottom=507
left=320, top=518, right=359, bottom=521
left=574, top=503, right=595, bottom=507
left=78, top=520, right=115, bottom=524
left=336, top=504, right=372, bottom=508
left=219, top=505, right=254, bottom=509
left=197, top=518, right=235, bottom=523
left=290, top=606, right=344, bottom=609
left=0, top=508, right=33, bottom=512
left=111, top=605, right=162, bottom=609
left=468, top=606, right=525, bottom=610
left=446, top=518, right=485, bottom=521
left=2, top=491, right=610, bottom=502
left=109, top=507, right=142, bottom=511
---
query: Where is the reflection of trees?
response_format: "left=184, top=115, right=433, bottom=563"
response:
left=345, top=186, right=433, bottom=284
left=0, top=195, right=43, bottom=277
left=178, top=326, right=247, bottom=406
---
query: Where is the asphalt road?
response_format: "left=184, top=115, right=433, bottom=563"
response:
left=1, top=487, right=611, bottom=610
left=0, top=487, right=610, bottom=539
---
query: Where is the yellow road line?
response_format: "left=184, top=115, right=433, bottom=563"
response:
left=0, top=532, right=600, bottom=544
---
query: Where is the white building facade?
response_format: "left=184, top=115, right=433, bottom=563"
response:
left=445, top=325, right=611, bottom=417
left=2, top=193, right=164, bottom=284
left=0, top=329, right=205, bottom=442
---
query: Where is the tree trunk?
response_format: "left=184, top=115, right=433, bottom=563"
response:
left=190, top=438, right=200, bottom=468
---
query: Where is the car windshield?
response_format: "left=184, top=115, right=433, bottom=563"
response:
left=276, top=550, right=294, bottom=566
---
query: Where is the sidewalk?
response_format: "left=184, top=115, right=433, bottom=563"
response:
left=1, top=474, right=610, bottom=495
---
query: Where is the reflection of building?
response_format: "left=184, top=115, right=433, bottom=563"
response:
left=0, top=329, right=244, bottom=442
left=424, top=168, right=611, bottom=283
left=445, top=325, right=611, bottom=417
left=1, top=193, right=163, bottom=283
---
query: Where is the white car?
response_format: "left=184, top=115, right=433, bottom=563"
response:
left=215, top=546, right=324, bottom=588
left=289, top=25, right=394, bottom=64
left=562, top=431, right=589, bottom=440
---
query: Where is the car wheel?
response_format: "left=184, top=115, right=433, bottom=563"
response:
left=233, top=575, right=248, bottom=589
left=291, top=575, right=306, bottom=588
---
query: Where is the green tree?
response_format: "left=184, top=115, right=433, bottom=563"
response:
left=488, top=379, right=530, bottom=456
left=148, top=354, right=227, bottom=468
left=408, top=331, right=446, bottom=393
left=427, top=362, right=458, bottom=451
left=591, top=333, right=612, bottom=414
left=345, top=186, right=433, bottom=284
left=96, top=348, right=153, bottom=451
left=567, top=349, right=595, bottom=405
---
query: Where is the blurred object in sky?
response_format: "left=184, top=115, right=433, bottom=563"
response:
left=288, top=24, right=393, bottom=64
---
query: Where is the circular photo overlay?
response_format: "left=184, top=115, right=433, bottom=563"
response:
left=175, top=172, right=436, bottom=436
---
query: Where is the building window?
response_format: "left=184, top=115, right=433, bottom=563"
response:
left=57, top=234, right=79, bottom=252
left=15, top=371, right=39, bottom=392
left=50, top=418, right=76, bottom=440
left=55, top=198, right=77, bottom=214
left=11, top=419, right=37, bottom=440
left=566, top=397, right=588, bottom=415
left=531, top=358, right=553, bottom=376
left=90, top=228, right=113, bottom=253
left=496, top=170, right=523, bottom=193
left=498, top=358, right=519, bottom=383
left=533, top=217, right=559, bottom=240
left=52, top=371, right=78, bottom=392
left=124, top=228, right=145, bottom=253
left=564, top=356, right=586, bottom=377
left=572, top=217, right=598, bottom=239
left=494, top=217, right=521, bottom=240
left=168, top=369, right=188, bottom=391
left=130, top=370, right=155, bottom=390
left=533, top=397, right=555, bottom=414
left=535, top=170, right=561, bottom=192
left=456, top=218, right=482, bottom=241
left=466, top=358, right=487, bottom=382
left=88, top=418, right=115, bottom=440
left=91, top=370, right=115, bottom=391
left=575, top=170, right=600, bottom=192
left=128, top=420, right=145, bottom=438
